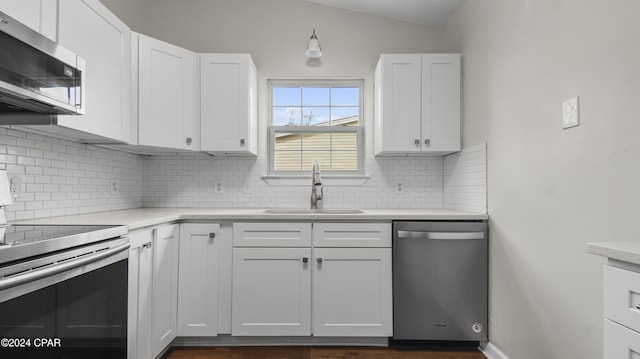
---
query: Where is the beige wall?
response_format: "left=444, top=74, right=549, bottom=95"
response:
left=102, top=0, right=444, bottom=157
left=444, top=0, right=640, bottom=358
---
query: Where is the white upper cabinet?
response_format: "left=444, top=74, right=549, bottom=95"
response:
left=53, top=0, right=131, bottom=143
left=375, top=53, right=461, bottom=155
left=0, top=0, right=57, bottom=40
left=200, top=54, right=257, bottom=155
left=133, top=33, right=199, bottom=151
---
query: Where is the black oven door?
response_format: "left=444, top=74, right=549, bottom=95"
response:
left=0, top=239, right=129, bottom=359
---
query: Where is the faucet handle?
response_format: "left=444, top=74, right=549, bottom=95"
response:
left=318, top=186, right=324, bottom=200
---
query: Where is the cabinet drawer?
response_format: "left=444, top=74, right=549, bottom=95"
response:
left=233, top=223, right=311, bottom=247
left=604, top=265, right=640, bottom=332
left=604, top=319, right=640, bottom=358
left=313, top=223, right=391, bottom=247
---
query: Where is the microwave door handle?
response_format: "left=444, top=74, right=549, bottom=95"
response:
left=0, top=243, right=130, bottom=291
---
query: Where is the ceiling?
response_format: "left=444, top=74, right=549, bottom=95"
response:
left=304, top=0, right=466, bottom=27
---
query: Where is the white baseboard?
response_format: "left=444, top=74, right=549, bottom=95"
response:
left=480, top=342, right=510, bottom=359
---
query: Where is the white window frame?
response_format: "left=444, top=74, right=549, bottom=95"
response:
left=267, top=79, right=365, bottom=177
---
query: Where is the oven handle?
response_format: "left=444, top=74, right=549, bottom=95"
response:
left=0, top=243, right=130, bottom=291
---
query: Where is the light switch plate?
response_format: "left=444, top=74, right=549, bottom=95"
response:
left=562, top=97, right=580, bottom=129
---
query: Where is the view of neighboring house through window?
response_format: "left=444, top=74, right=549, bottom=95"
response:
left=269, top=80, right=363, bottom=175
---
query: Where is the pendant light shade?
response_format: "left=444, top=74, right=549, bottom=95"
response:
left=305, top=29, right=322, bottom=59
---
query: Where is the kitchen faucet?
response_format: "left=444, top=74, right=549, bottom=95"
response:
left=310, top=160, right=323, bottom=209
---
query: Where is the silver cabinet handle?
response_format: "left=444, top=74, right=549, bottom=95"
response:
left=142, top=242, right=152, bottom=249
left=186, top=137, right=193, bottom=146
left=414, top=139, right=420, bottom=146
left=424, top=139, right=430, bottom=146
left=397, top=231, right=485, bottom=240
left=317, top=257, right=323, bottom=264
left=240, top=138, right=245, bottom=146
left=0, top=243, right=130, bottom=291
left=302, top=257, right=309, bottom=264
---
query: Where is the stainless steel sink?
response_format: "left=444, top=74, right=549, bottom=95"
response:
left=262, top=209, right=364, bottom=214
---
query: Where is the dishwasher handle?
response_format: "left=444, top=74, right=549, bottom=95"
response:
left=396, top=230, right=485, bottom=240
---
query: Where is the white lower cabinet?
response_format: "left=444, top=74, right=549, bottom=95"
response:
left=312, top=248, right=392, bottom=337
left=128, top=224, right=179, bottom=359
left=232, top=247, right=312, bottom=336
left=177, top=223, right=221, bottom=336
left=603, top=264, right=640, bottom=358
left=230, top=222, right=392, bottom=337
left=151, top=224, right=180, bottom=355
left=127, top=228, right=153, bottom=359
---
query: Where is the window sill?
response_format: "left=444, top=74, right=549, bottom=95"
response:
left=262, top=175, right=370, bottom=187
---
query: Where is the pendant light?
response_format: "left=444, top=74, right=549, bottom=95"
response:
left=305, top=29, right=322, bottom=59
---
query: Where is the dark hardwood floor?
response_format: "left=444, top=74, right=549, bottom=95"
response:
left=163, top=346, right=487, bottom=359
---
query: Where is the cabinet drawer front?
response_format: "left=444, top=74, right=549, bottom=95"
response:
left=604, top=319, right=640, bottom=358
left=604, top=265, right=640, bottom=332
left=233, top=222, right=312, bottom=247
left=313, top=223, right=391, bottom=247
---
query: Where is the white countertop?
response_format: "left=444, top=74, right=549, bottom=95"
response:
left=588, top=241, right=640, bottom=266
left=11, top=208, right=488, bottom=231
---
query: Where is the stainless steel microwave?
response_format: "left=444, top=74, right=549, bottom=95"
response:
left=0, top=11, right=85, bottom=116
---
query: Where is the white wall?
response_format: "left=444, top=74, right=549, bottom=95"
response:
left=444, top=0, right=640, bottom=358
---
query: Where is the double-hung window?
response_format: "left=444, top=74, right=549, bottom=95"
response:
left=268, top=80, right=364, bottom=175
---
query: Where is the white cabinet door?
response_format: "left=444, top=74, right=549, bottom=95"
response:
left=151, top=224, right=179, bottom=357
left=232, top=248, right=311, bottom=336
left=604, top=319, right=640, bottom=359
left=200, top=54, right=257, bottom=155
left=374, top=54, right=422, bottom=154
left=136, top=33, right=199, bottom=151
left=421, top=54, right=461, bottom=153
left=55, top=0, right=131, bottom=143
left=312, top=248, right=392, bottom=337
left=178, top=223, right=220, bottom=336
left=128, top=228, right=154, bottom=359
left=0, top=0, right=57, bottom=40
left=374, top=53, right=460, bottom=155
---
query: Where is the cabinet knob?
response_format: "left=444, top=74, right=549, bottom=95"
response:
left=302, top=257, right=309, bottom=263
left=142, top=242, right=152, bottom=249
left=186, top=137, right=193, bottom=145
left=317, top=257, right=323, bottom=264
left=240, top=138, right=245, bottom=146
left=414, top=139, right=420, bottom=146
left=637, top=304, right=640, bottom=310
left=209, top=232, right=216, bottom=239
left=424, top=139, right=430, bottom=146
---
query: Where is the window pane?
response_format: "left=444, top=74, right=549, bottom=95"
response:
left=302, top=87, right=330, bottom=106
left=274, top=133, right=301, bottom=151
left=273, top=87, right=300, bottom=106
left=331, top=87, right=359, bottom=106
left=302, top=133, right=330, bottom=151
left=302, top=107, right=330, bottom=126
left=331, top=107, right=359, bottom=125
left=331, top=132, right=357, bottom=151
left=331, top=151, right=358, bottom=170
left=273, top=107, right=301, bottom=126
left=302, top=153, right=330, bottom=171
left=274, top=151, right=302, bottom=171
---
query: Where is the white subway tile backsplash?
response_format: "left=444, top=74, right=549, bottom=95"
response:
left=0, top=128, right=143, bottom=221
left=443, top=142, right=488, bottom=214
left=0, top=127, right=487, bottom=220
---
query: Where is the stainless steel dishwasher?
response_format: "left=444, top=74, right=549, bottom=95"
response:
left=393, top=221, right=488, bottom=342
